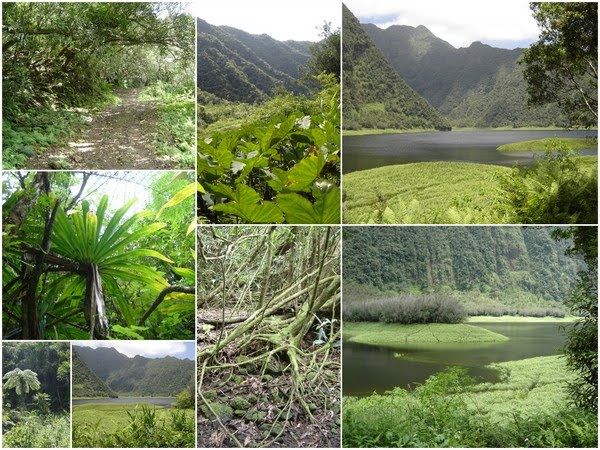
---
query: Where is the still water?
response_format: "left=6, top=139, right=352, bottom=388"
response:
left=343, top=130, right=597, bottom=173
left=342, top=322, right=566, bottom=396
left=72, top=397, right=175, bottom=407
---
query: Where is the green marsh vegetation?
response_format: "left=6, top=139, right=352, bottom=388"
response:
left=342, top=226, right=598, bottom=447
left=2, top=342, right=70, bottom=448
left=497, top=136, right=597, bottom=152
left=197, top=22, right=341, bottom=224
left=73, top=403, right=195, bottom=448
left=197, top=226, right=340, bottom=447
left=2, top=171, right=195, bottom=340
left=2, top=2, right=194, bottom=169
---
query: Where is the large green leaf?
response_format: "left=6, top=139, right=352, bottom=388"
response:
left=212, top=184, right=284, bottom=223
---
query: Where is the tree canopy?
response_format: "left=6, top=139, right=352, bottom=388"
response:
left=521, top=2, right=598, bottom=127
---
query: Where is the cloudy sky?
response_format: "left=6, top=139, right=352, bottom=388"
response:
left=345, top=0, right=540, bottom=49
left=76, top=341, right=195, bottom=360
left=190, top=0, right=341, bottom=41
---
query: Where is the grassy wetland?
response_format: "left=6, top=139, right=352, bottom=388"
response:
left=342, top=226, right=598, bottom=447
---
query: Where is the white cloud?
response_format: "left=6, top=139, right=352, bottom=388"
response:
left=75, top=341, right=194, bottom=359
left=190, top=0, right=341, bottom=41
left=345, top=0, right=539, bottom=49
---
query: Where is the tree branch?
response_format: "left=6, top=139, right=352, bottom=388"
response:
left=138, top=286, right=195, bottom=325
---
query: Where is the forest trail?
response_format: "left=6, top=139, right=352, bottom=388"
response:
left=28, top=88, right=169, bottom=170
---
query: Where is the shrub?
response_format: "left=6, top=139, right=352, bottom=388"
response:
left=343, top=294, right=466, bottom=324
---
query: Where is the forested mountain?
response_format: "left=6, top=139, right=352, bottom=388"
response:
left=197, top=18, right=311, bottom=103
left=343, top=227, right=583, bottom=303
left=72, top=350, right=117, bottom=398
left=74, top=346, right=194, bottom=397
left=363, top=23, right=568, bottom=127
left=342, top=4, right=451, bottom=131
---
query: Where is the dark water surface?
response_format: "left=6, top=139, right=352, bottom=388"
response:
left=342, top=322, right=566, bottom=396
left=72, top=397, right=175, bottom=407
left=343, top=130, right=597, bottom=173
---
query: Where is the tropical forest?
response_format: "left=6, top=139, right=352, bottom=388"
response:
left=2, top=342, right=70, bottom=448
left=72, top=343, right=195, bottom=448
left=196, top=13, right=341, bottom=224
left=342, top=2, right=598, bottom=224
left=342, top=226, right=598, bottom=447
left=2, top=171, right=196, bottom=340
left=2, top=2, right=195, bottom=170
left=197, top=226, right=341, bottom=447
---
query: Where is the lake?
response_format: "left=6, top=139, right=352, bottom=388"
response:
left=343, top=130, right=597, bottom=173
left=72, top=397, right=175, bottom=407
left=342, top=322, right=566, bottom=396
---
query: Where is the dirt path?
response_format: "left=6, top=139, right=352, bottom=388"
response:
left=28, top=88, right=171, bottom=170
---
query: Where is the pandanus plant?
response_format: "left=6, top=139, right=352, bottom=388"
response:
left=50, top=195, right=172, bottom=338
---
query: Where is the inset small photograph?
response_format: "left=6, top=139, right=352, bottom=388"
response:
left=342, top=226, right=598, bottom=448
left=197, top=226, right=341, bottom=447
left=2, top=342, right=71, bottom=448
left=2, top=171, right=195, bottom=340
left=195, top=0, right=341, bottom=224
left=342, top=1, right=597, bottom=224
left=2, top=2, right=195, bottom=170
left=71, top=341, right=195, bottom=448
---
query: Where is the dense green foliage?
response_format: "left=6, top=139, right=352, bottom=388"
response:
left=2, top=172, right=195, bottom=340
left=73, top=403, right=194, bottom=448
left=2, top=2, right=193, bottom=168
left=72, top=351, right=117, bottom=398
left=74, top=346, right=194, bottom=397
left=343, top=227, right=584, bottom=316
left=343, top=294, right=466, bottom=324
left=363, top=22, right=568, bottom=128
left=521, top=3, right=597, bottom=127
left=342, top=4, right=450, bottom=131
left=2, top=343, right=70, bottom=448
left=198, top=76, right=340, bottom=224
left=343, top=161, right=510, bottom=224
left=497, top=140, right=598, bottom=224
left=343, top=358, right=597, bottom=447
left=556, top=227, right=598, bottom=411
left=497, top=136, right=597, bottom=152
left=197, top=17, right=311, bottom=103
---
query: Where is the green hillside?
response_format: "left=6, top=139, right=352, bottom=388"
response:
left=343, top=227, right=583, bottom=310
left=197, top=18, right=311, bottom=103
left=342, top=4, right=450, bottom=131
left=72, top=350, right=117, bottom=398
left=74, top=346, right=194, bottom=397
left=363, top=23, right=568, bottom=128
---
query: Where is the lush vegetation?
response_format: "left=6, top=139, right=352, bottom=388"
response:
left=196, top=18, right=312, bottom=103
left=72, top=350, right=117, bottom=399
left=344, top=322, right=508, bottom=347
left=342, top=5, right=450, bottom=131
left=343, top=357, right=597, bottom=447
left=2, top=171, right=195, bottom=340
left=521, top=3, right=597, bottom=128
left=363, top=19, right=569, bottom=128
left=197, top=17, right=341, bottom=224
left=2, top=342, right=70, bottom=448
left=2, top=2, right=194, bottom=169
left=197, top=226, right=340, bottom=447
left=343, top=150, right=597, bottom=224
left=74, top=345, right=194, bottom=397
left=343, top=227, right=584, bottom=318
left=73, top=403, right=195, bottom=448
left=497, top=142, right=598, bottom=224
left=497, top=136, right=597, bottom=152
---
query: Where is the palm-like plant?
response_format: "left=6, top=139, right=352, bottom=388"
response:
left=48, top=195, right=173, bottom=338
left=3, top=368, right=41, bottom=396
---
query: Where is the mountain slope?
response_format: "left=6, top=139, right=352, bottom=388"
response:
left=363, top=23, right=567, bottom=127
left=74, top=346, right=194, bottom=397
left=197, top=18, right=311, bottom=103
left=72, top=350, right=118, bottom=398
left=343, top=227, right=583, bottom=303
left=342, top=4, right=451, bottom=131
